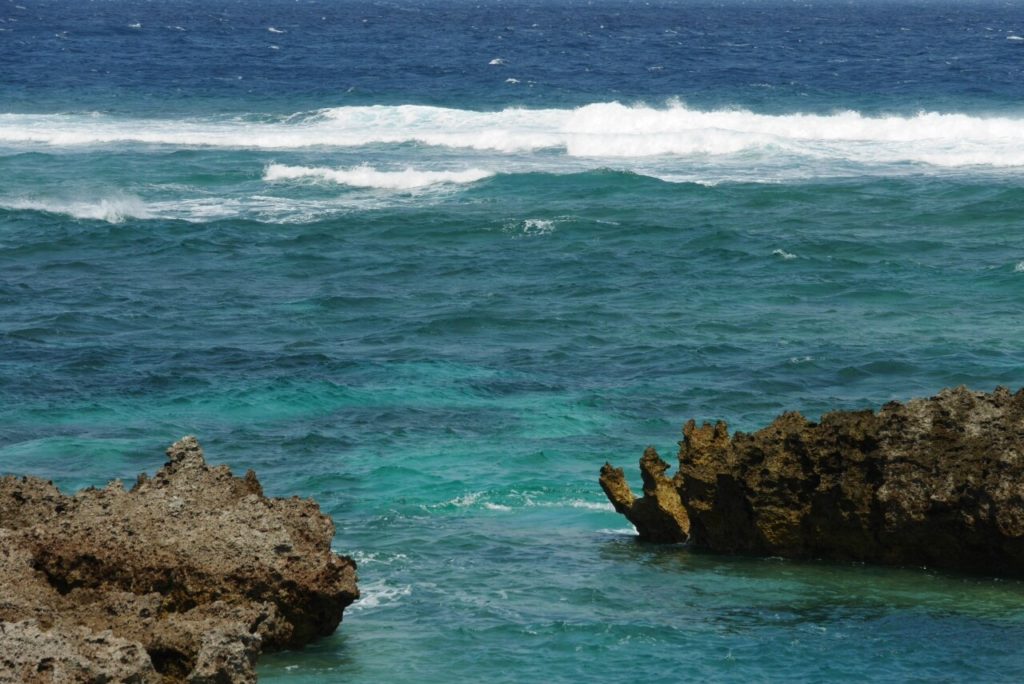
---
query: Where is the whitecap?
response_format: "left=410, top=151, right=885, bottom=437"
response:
left=773, top=248, right=798, bottom=260
left=505, top=78, right=520, bottom=84
left=1014, top=261, right=1024, bottom=272
left=0, top=196, right=151, bottom=223
left=268, top=26, right=285, bottom=34
left=128, top=22, right=141, bottom=29
left=1007, top=34, right=1023, bottom=41
left=143, top=192, right=451, bottom=224
left=489, top=57, right=505, bottom=65
left=566, top=499, right=614, bottom=511
left=9, top=102, right=1024, bottom=169
left=483, top=502, right=512, bottom=511
left=522, top=218, right=554, bottom=234
left=264, top=163, right=494, bottom=189
left=447, top=492, right=482, bottom=508
left=504, top=217, right=567, bottom=236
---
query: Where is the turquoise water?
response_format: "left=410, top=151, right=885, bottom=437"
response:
left=3, top=0, right=1024, bottom=680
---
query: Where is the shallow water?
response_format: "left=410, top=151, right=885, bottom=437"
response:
left=3, top=0, right=1024, bottom=680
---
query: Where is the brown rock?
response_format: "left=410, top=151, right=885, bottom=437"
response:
left=0, top=437, right=359, bottom=683
left=601, top=386, right=1024, bottom=575
left=0, top=621, right=158, bottom=684
left=599, top=448, right=689, bottom=542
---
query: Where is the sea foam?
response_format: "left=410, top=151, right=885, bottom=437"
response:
left=264, top=163, right=494, bottom=189
left=0, top=196, right=151, bottom=223
left=348, top=579, right=412, bottom=613
left=4, top=103, right=1024, bottom=168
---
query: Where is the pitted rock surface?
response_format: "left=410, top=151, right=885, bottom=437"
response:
left=601, top=386, right=1024, bottom=575
left=0, top=437, right=358, bottom=683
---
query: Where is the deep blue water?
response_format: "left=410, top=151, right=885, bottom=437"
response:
left=3, top=0, right=1024, bottom=680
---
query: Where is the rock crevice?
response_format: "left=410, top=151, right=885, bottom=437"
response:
left=601, top=386, right=1024, bottom=575
left=0, top=436, right=358, bottom=683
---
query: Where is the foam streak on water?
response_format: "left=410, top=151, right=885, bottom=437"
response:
left=264, top=163, right=494, bottom=188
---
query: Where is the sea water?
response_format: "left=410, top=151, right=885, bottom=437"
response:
left=2, top=0, right=1024, bottom=680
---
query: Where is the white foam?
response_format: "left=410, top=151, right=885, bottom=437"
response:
left=566, top=499, right=615, bottom=511
left=349, top=579, right=411, bottom=613
left=128, top=22, right=141, bottom=29
left=558, top=102, right=1024, bottom=161
left=1008, top=34, right=1023, bottom=41
left=268, top=26, right=285, bottom=33
left=139, top=190, right=456, bottom=224
left=6, top=102, right=1024, bottom=169
left=345, top=550, right=409, bottom=566
left=773, top=248, right=798, bottom=260
left=489, top=57, right=505, bottom=65
left=522, top=218, right=555, bottom=234
left=483, top=502, right=512, bottom=511
left=505, top=78, right=520, bottom=84
left=1014, top=261, right=1024, bottom=272
left=264, top=163, right=494, bottom=189
left=0, top=196, right=151, bottom=223
left=505, top=218, right=559, bottom=237
left=447, top=492, right=482, bottom=508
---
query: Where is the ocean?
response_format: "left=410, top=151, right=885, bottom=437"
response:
left=2, top=0, right=1024, bottom=680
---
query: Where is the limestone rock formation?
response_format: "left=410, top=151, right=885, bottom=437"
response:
left=601, top=386, right=1024, bottom=576
left=0, top=436, right=359, bottom=683
left=599, top=447, right=689, bottom=543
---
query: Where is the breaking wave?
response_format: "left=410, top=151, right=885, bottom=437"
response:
left=0, top=196, right=151, bottom=223
left=3, top=102, right=1024, bottom=168
left=264, top=163, right=494, bottom=188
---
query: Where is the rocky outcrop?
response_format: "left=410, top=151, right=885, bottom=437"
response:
left=601, top=386, right=1024, bottom=575
left=0, top=436, right=358, bottom=683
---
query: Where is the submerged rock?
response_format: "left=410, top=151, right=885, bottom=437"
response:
left=601, top=386, right=1024, bottom=575
left=0, top=436, right=358, bottom=683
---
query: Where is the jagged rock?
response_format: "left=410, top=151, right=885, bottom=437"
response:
left=599, top=448, right=689, bottom=542
left=601, top=386, right=1024, bottom=575
left=0, top=436, right=359, bottom=683
left=0, top=620, right=158, bottom=684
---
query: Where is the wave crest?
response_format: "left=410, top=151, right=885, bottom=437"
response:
left=0, top=196, right=151, bottom=223
left=264, top=163, right=494, bottom=189
left=5, top=102, right=1024, bottom=168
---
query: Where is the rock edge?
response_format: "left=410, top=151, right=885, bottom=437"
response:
left=0, top=436, right=359, bottom=683
left=601, top=386, right=1024, bottom=576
